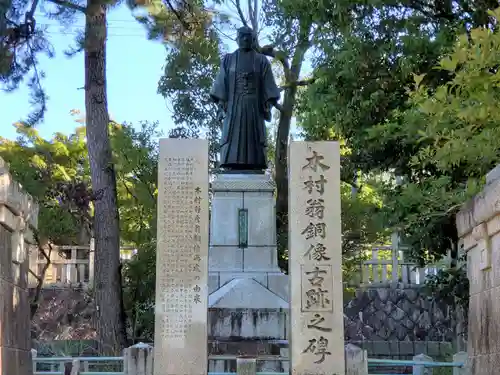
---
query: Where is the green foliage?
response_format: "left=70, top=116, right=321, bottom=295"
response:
left=424, top=264, right=469, bottom=310
left=122, top=240, right=156, bottom=342
left=0, top=123, right=90, bottom=244
left=341, top=177, right=388, bottom=283
left=389, top=19, right=500, bottom=178
left=298, top=3, right=460, bottom=175
left=299, top=1, right=500, bottom=268
left=376, top=176, right=478, bottom=263
left=1, top=120, right=162, bottom=248
left=368, top=14, right=500, bottom=261
left=111, top=121, right=160, bottom=245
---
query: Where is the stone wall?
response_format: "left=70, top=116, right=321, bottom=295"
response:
left=344, top=287, right=457, bottom=359
left=456, top=165, right=500, bottom=375
left=0, top=158, right=38, bottom=375
left=344, top=287, right=457, bottom=343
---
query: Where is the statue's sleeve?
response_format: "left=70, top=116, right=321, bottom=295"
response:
left=262, top=57, right=280, bottom=103
left=210, top=54, right=229, bottom=103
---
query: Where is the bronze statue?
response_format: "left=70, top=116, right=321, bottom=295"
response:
left=210, top=26, right=281, bottom=172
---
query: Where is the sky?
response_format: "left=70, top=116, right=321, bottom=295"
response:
left=1, top=4, right=174, bottom=140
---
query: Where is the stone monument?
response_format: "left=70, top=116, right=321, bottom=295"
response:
left=154, top=139, right=209, bottom=375
left=207, top=26, right=289, bottom=373
left=0, top=157, right=39, bottom=375
left=288, top=142, right=345, bottom=375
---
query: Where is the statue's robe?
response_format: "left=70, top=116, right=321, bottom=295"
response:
left=210, top=49, right=280, bottom=171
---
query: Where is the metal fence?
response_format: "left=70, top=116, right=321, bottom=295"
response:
left=32, top=352, right=467, bottom=375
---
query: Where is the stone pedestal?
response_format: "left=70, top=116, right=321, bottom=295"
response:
left=0, top=158, right=38, bottom=375
left=208, top=173, right=289, bottom=372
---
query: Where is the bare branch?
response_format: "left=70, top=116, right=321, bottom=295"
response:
left=121, top=153, right=156, bottom=203
left=27, top=0, right=41, bottom=20
left=29, top=246, right=51, bottom=320
left=279, top=76, right=317, bottom=91
left=21, top=211, right=52, bottom=319
left=252, top=0, right=258, bottom=32
left=247, top=0, right=258, bottom=32
left=235, top=0, right=249, bottom=27
left=28, top=268, right=42, bottom=282
left=260, top=44, right=291, bottom=81
left=45, top=0, right=86, bottom=13
left=213, top=23, right=237, bottom=42
left=121, top=180, right=140, bottom=203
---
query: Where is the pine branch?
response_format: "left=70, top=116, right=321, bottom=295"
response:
left=45, top=0, right=86, bottom=13
left=163, top=0, right=191, bottom=32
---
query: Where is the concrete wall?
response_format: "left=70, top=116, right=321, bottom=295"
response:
left=456, top=165, right=500, bottom=374
left=0, top=157, right=38, bottom=375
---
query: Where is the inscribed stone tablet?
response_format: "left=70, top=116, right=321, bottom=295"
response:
left=289, top=142, right=345, bottom=375
left=154, top=139, right=209, bottom=375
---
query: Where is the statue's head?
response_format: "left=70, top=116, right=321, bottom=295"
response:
left=236, top=26, right=256, bottom=51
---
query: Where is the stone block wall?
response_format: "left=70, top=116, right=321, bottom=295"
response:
left=0, top=158, right=38, bottom=375
left=456, top=166, right=500, bottom=374
left=344, top=287, right=457, bottom=343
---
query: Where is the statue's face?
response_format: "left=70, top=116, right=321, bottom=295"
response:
left=237, top=30, right=254, bottom=50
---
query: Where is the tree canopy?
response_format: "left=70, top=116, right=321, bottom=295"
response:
left=0, top=120, right=161, bottom=247
left=298, top=1, right=500, bottom=264
left=0, top=122, right=90, bottom=245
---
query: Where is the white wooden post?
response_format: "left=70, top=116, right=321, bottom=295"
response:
left=453, top=352, right=468, bottom=375
left=413, top=354, right=433, bottom=375
left=345, top=344, right=368, bottom=375
left=391, top=232, right=399, bottom=283
left=69, top=247, right=78, bottom=284
left=372, top=248, right=379, bottom=283
left=362, top=261, right=369, bottom=285
left=237, top=357, right=257, bottom=375
left=31, top=349, right=37, bottom=373
left=88, top=238, right=95, bottom=286
left=70, top=359, right=80, bottom=375
left=124, top=343, right=154, bottom=375
left=280, top=348, right=289, bottom=374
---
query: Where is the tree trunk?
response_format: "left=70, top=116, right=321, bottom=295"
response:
left=84, top=0, right=127, bottom=355
left=274, top=29, right=310, bottom=272
left=275, top=86, right=296, bottom=272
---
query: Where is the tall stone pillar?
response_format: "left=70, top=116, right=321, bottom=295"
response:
left=154, top=139, right=209, bottom=375
left=0, top=157, right=39, bottom=375
left=288, top=142, right=344, bottom=375
left=456, top=164, right=500, bottom=374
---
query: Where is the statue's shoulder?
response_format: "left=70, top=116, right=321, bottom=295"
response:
left=221, top=51, right=236, bottom=66
left=255, top=51, right=271, bottom=64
